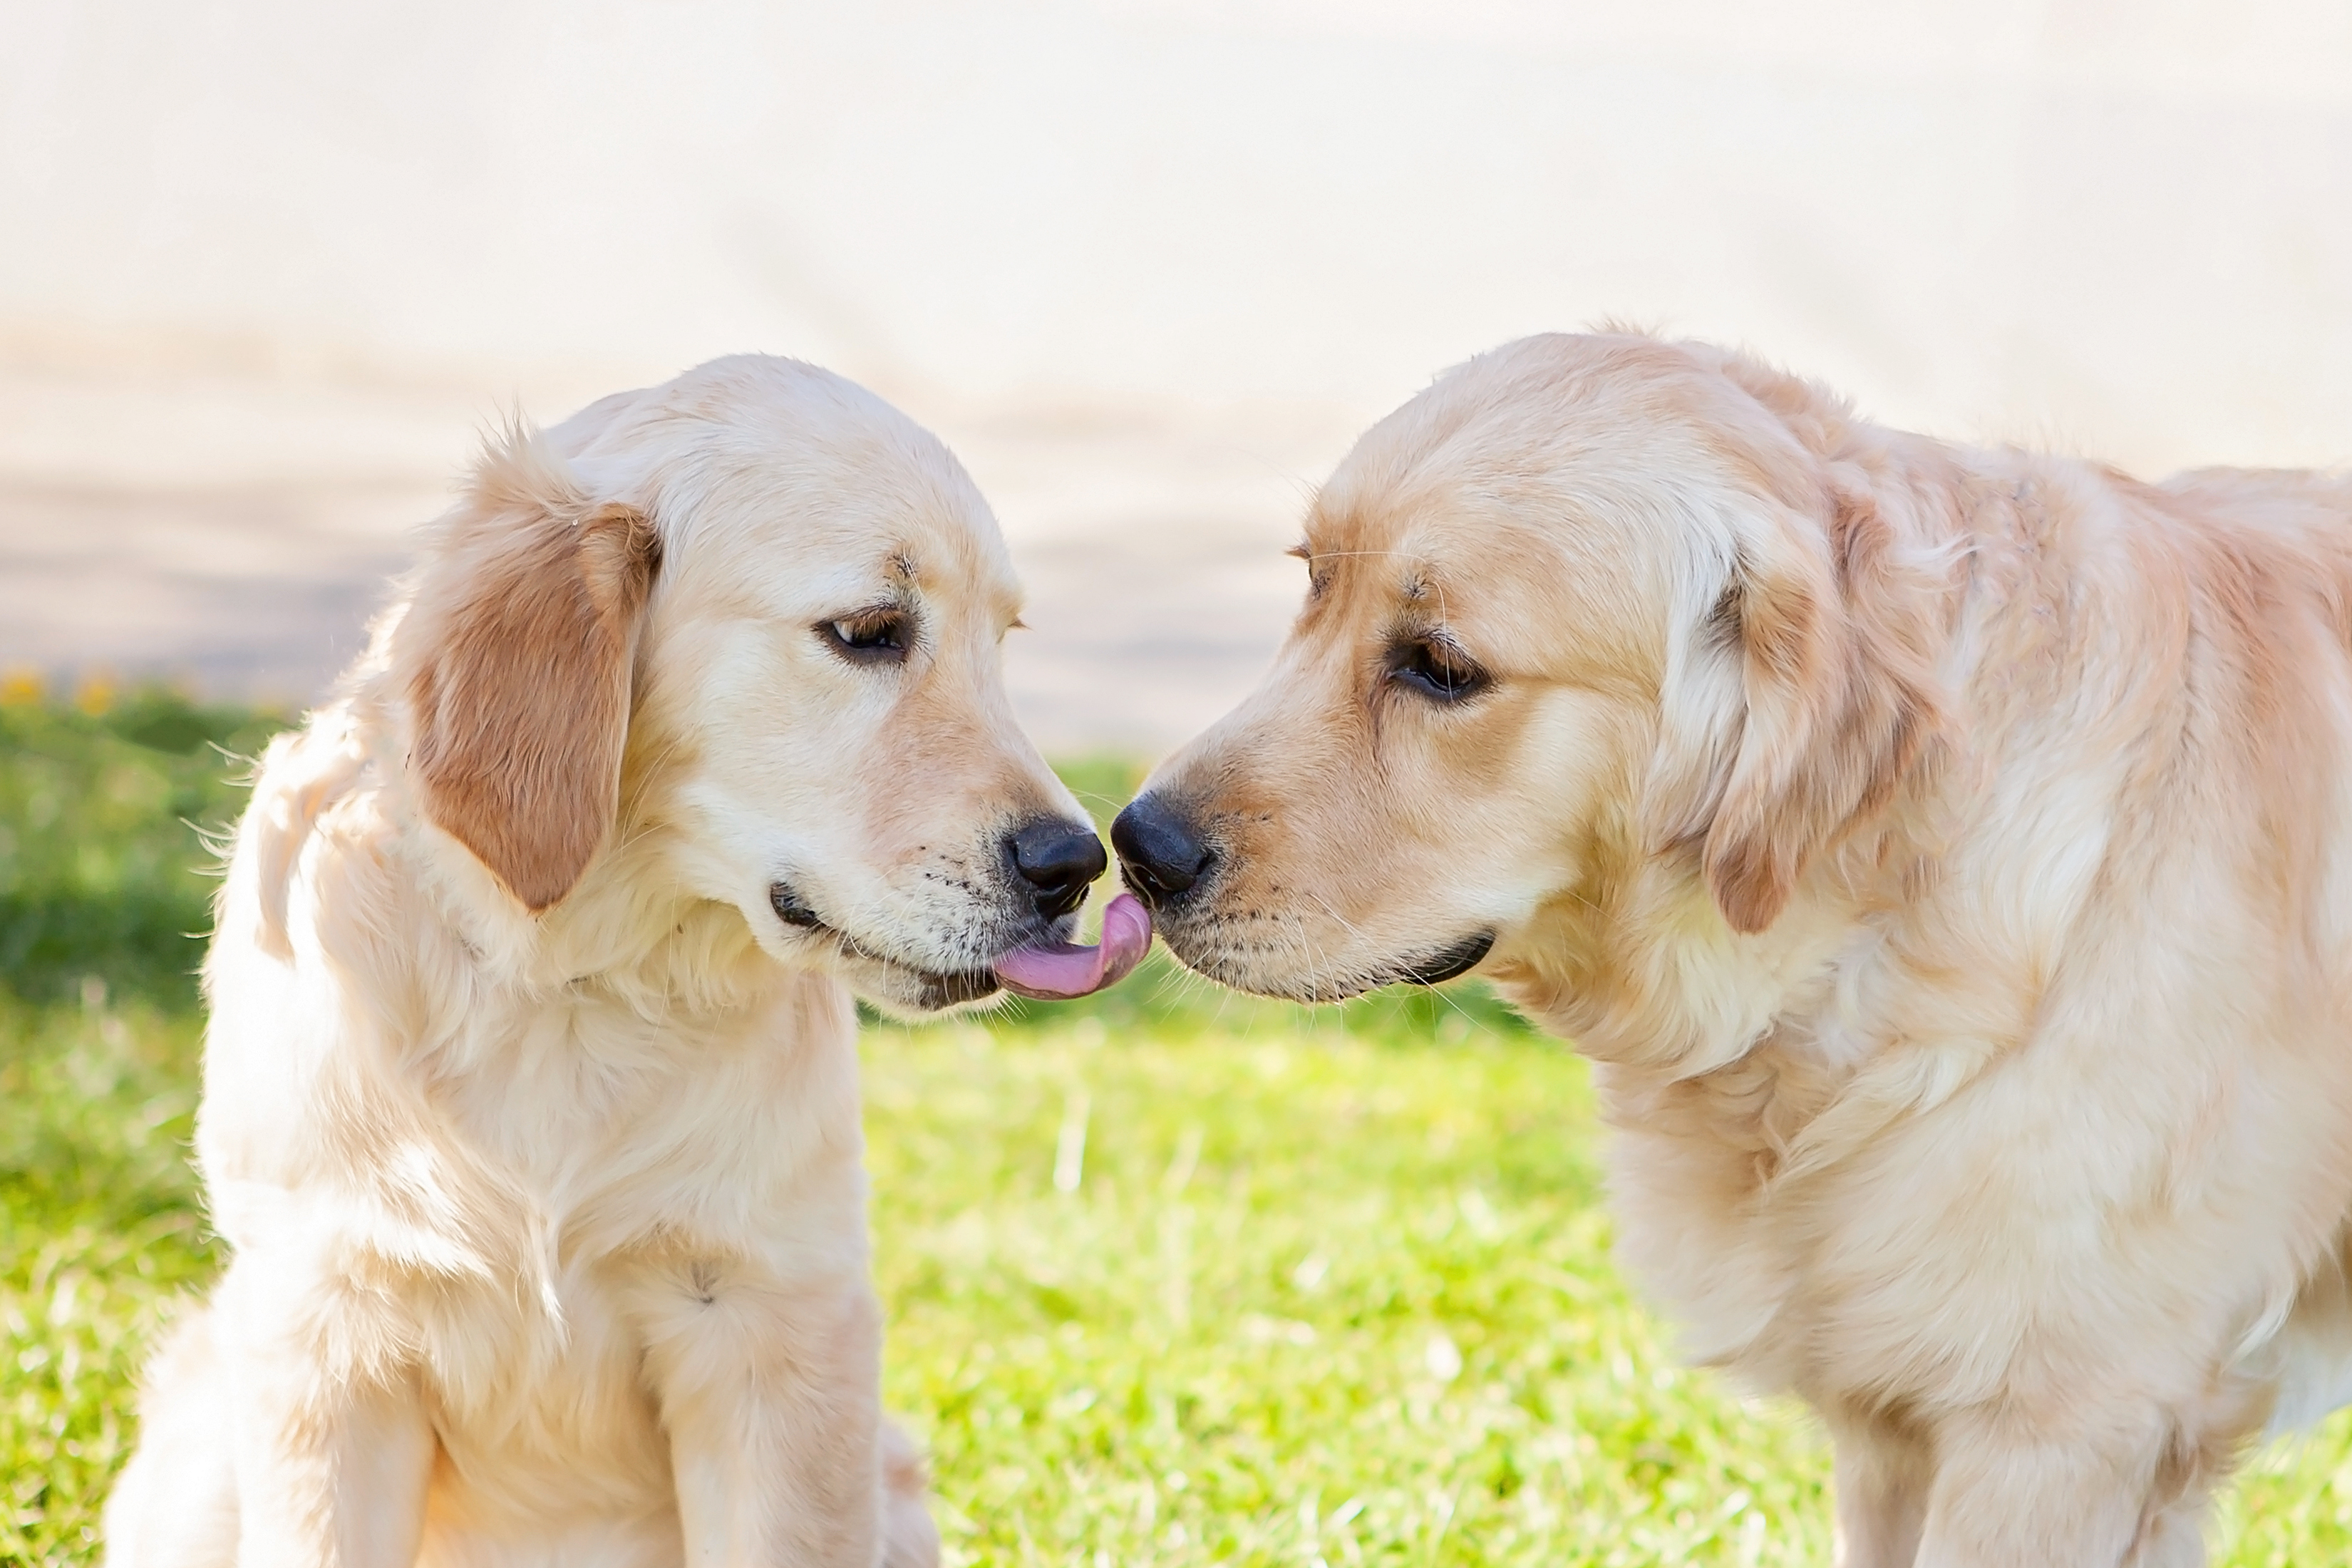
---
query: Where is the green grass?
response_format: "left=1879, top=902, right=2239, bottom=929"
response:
left=865, top=1016, right=1830, bottom=1566
left=1, top=994, right=211, bottom=1559
left=0, top=679, right=287, bottom=1006
left=6, top=691, right=2352, bottom=1562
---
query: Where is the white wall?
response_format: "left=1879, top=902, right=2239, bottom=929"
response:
left=4, top=0, right=2348, bottom=744
left=5, top=0, right=2350, bottom=470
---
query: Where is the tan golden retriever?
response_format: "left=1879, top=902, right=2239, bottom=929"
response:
left=104, top=355, right=1143, bottom=1567
left=1113, top=331, right=2352, bottom=1564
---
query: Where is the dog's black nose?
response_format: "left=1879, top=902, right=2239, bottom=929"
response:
left=1110, top=794, right=1211, bottom=907
left=1008, top=818, right=1108, bottom=920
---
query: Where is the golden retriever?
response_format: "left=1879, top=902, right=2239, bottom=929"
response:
left=1113, top=331, right=2352, bottom=1564
left=104, top=355, right=1145, bottom=1567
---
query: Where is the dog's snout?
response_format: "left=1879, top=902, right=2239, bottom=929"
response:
left=1110, top=795, right=1211, bottom=907
left=1008, top=818, right=1108, bottom=920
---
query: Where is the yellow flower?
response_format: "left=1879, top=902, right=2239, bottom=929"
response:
left=0, top=668, right=43, bottom=708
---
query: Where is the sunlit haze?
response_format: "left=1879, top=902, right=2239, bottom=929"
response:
left=6, top=0, right=2348, bottom=748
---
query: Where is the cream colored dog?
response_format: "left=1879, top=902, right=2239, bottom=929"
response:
left=104, top=355, right=1140, bottom=1567
left=1115, top=332, right=2352, bottom=1564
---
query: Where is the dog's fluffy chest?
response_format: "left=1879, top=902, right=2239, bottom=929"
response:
left=203, top=939, right=873, bottom=1529
left=416, top=1251, right=677, bottom=1534
left=392, top=979, right=869, bottom=1541
left=428, top=988, right=828, bottom=1228
left=406, top=974, right=873, bottom=1329
left=1589, top=966, right=2031, bottom=1392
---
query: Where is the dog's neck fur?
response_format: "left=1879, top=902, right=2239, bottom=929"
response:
left=238, top=656, right=800, bottom=1056
left=1492, top=433, right=2250, bottom=1247
left=1497, top=428, right=1987, bottom=1076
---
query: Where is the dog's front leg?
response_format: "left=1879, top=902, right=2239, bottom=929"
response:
left=1826, top=1406, right=1931, bottom=1568
left=1910, top=1403, right=2174, bottom=1568
left=634, top=1259, right=892, bottom=1567
left=216, top=1264, right=434, bottom=1568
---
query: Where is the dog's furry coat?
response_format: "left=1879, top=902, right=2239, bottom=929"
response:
left=1128, top=333, right=2352, bottom=1564
left=105, top=356, right=1092, bottom=1567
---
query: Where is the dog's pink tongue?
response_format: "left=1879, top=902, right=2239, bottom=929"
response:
left=993, top=894, right=1152, bottom=1001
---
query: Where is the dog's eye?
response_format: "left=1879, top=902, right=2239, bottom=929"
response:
left=1387, top=637, right=1489, bottom=703
left=820, top=609, right=911, bottom=666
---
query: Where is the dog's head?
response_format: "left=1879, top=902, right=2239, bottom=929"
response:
left=1113, top=334, right=1949, bottom=1028
left=386, top=355, right=1131, bottom=1013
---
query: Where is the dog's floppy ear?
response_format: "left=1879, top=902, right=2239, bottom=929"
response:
left=395, top=428, right=661, bottom=912
left=1701, top=482, right=1941, bottom=934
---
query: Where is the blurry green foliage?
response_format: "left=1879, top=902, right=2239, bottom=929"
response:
left=0, top=684, right=288, bottom=1005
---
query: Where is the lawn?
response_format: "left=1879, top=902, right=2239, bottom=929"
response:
left=6, top=689, right=2352, bottom=1564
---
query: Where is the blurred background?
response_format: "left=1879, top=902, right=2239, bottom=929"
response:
left=11, top=6, right=2352, bottom=1562
left=5, top=0, right=2350, bottom=753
